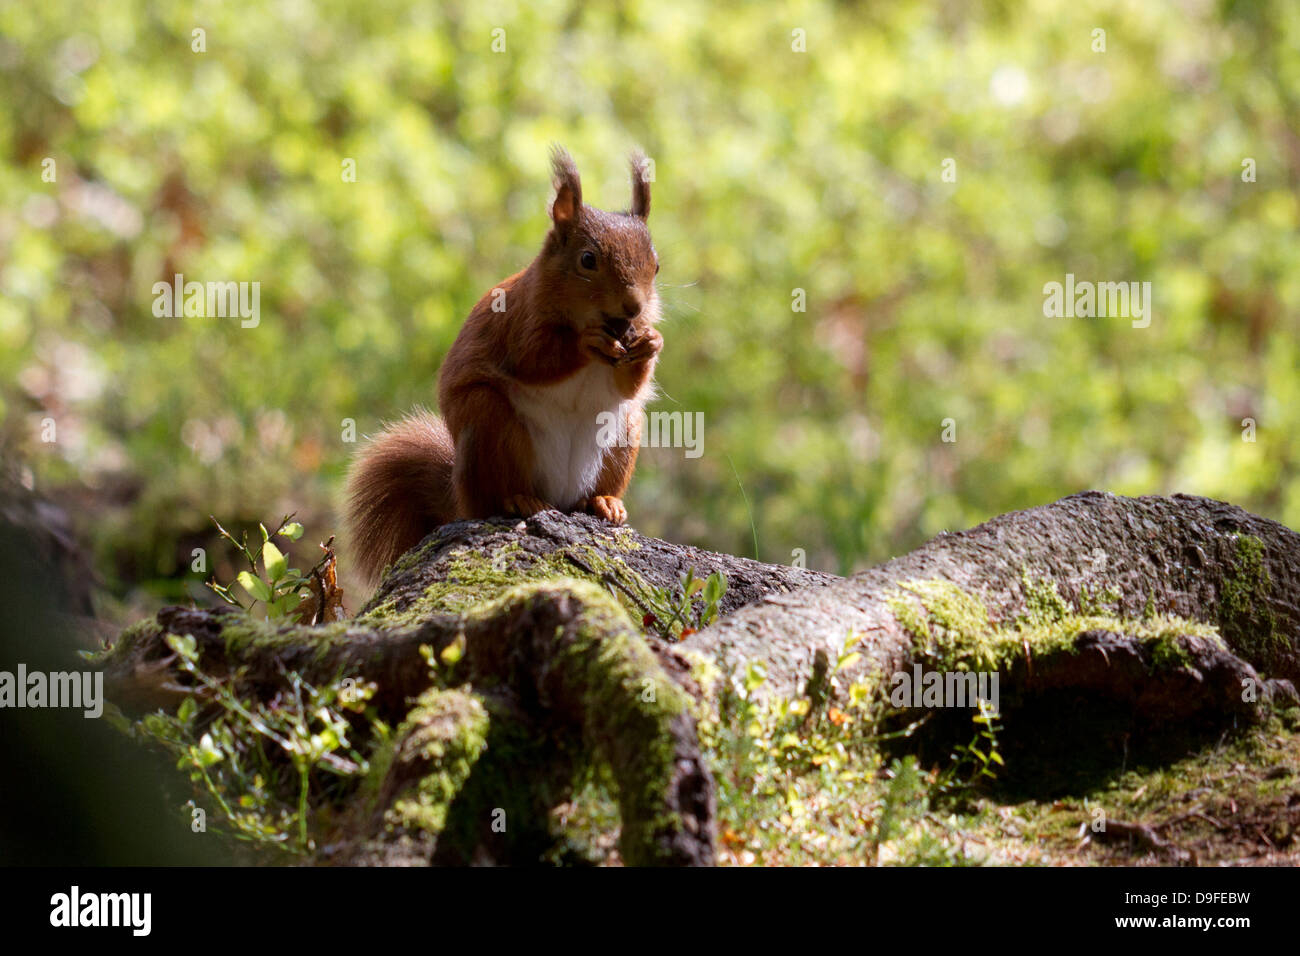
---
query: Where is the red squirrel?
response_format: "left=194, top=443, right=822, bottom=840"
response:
left=345, top=147, right=663, bottom=584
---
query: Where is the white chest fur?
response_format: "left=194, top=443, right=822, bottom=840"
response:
left=510, top=363, right=640, bottom=510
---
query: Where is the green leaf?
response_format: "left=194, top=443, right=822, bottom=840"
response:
left=263, top=541, right=287, bottom=582
left=238, top=571, right=273, bottom=603
left=310, top=728, right=340, bottom=756
left=440, top=634, right=465, bottom=665
left=265, top=592, right=303, bottom=620
left=281, top=522, right=305, bottom=540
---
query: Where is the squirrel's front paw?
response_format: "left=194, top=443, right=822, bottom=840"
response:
left=580, top=326, right=627, bottom=365
left=619, top=327, right=663, bottom=365
left=504, top=494, right=553, bottom=518
left=583, top=495, right=627, bottom=525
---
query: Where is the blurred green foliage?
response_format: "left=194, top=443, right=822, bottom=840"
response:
left=2, top=0, right=1298, bottom=603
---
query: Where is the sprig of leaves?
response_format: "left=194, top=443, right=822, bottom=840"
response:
left=640, top=568, right=728, bottom=640
left=144, top=632, right=384, bottom=854
left=205, top=514, right=310, bottom=619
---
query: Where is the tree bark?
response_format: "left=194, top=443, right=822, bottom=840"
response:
left=685, top=490, right=1300, bottom=697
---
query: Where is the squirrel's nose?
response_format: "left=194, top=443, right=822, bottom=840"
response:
left=621, top=298, right=642, bottom=320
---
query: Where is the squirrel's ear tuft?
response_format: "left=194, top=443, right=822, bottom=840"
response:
left=549, top=145, right=582, bottom=230
left=629, top=150, right=651, bottom=220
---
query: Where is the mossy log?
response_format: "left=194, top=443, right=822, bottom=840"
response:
left=100, top=492, right=1300, bottom=864
left=686, top=490, right=1300, bottom=700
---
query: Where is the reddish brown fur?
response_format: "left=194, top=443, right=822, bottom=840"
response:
left=345, top=147, right=662, bottom=584
left=344, top=410, right=457, bottom=582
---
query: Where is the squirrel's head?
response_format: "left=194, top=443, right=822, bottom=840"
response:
left=540, top=146, right=660, bottom=342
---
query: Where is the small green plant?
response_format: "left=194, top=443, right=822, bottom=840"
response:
left=205, top=514, right=312, bottom=619
left=935, top=699, right=1004, bottom=795
left=701, top=629, right=996, bottom=866
left=137, top=632, right=386, bottom=854
left=872, top=757, right=928, bottom=849
left=712, top=656, right=769, bottom=790
left=640, top=568, right=727, bottom=639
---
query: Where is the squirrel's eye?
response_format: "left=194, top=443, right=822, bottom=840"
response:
left=654, top=261, right=660, bottom=275
left=580, top=250, right=597, bottom=270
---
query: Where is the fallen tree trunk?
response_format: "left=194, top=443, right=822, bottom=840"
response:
left=685, top=490, right=1300, bottom=696
left=99, top=492, right=1300, bottom=865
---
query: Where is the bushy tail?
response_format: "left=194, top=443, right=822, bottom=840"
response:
left=345, top=408, right=457, bottom=586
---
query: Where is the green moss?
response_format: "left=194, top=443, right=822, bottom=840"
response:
left=385, top=531, right=449, bottom=579
left=1142, top=590, right=1156, bottom=620
left=384, top=688, right=490, bottom=836
left=1218, top=533, right=1284, bottom=668
left=1016, top=568, right=1071, bottom=627
left=359, top=539, right=661, bottom=628
left=889, top=579, right=993, bottom=665
left=1079, top=583, right=1121, bottom=616
left=211, top=617, right=354, bottom=663
left=609, top=528, right=643, bottom=553
left=95, top=618, right=162, bottom=661
left=887, top=574, right=1221, bottom=677
left=1148, top=629, right=1195, bottom=670
left=217, top=618, right=279, bottom=654
left=887, top=592, right=934, bottom=650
